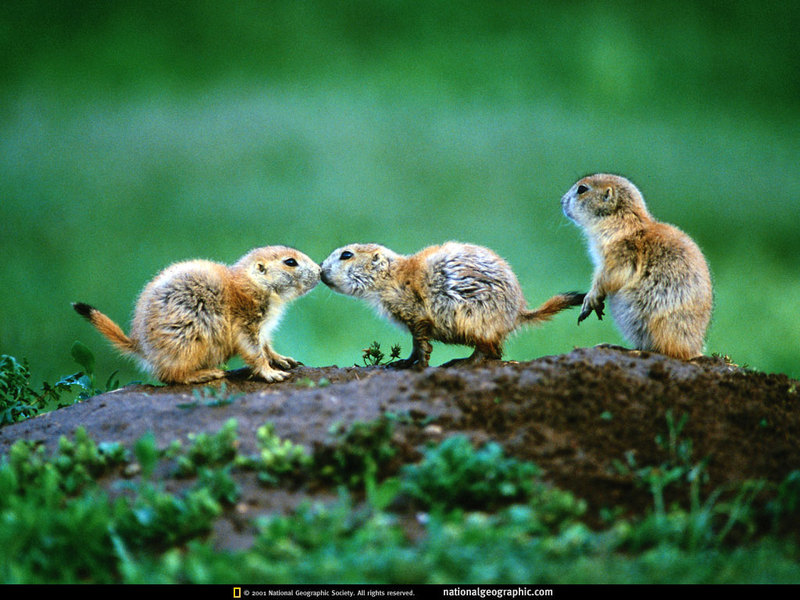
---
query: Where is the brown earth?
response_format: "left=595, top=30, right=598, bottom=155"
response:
left=1, top=345, right=799, bottom=551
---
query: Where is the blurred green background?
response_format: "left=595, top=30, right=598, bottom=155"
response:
left=1, top=0, right=798, bottom=387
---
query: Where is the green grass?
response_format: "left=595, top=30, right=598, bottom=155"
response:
left=2, top=415, right=800, bottom=584
left=1, top=1, right=799, bottom=385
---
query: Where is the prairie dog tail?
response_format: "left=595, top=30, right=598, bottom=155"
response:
left=518, top=292, right=586, bottom=325
left=72, top=302, right=138, bottom=355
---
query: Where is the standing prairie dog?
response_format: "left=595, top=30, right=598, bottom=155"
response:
left=561, top=173, right=713, bottom=360
left=320, top=241, right=584, bottom=368
left=73, top=246, right=320, bottom=384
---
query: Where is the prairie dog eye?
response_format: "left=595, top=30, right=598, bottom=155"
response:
left=577, top=184, right=589, bottom=195
left=340, top=251, right=354, bottom=260
left=283, top=258, right=298, bottom=267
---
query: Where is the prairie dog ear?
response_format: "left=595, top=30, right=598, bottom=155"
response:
left=603, top=186, right=614, bottom=201
left=371, top=251, right=392, bottom=270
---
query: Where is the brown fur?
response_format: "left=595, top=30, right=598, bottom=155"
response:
left=73, top=246, right=320, bottom=384
left=561, top=173, right=713, bottom=360
left=321, top=241, right=584, bottom=368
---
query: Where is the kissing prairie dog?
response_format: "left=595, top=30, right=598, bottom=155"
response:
left=320, top=241, right=584, bottom=368
left=561, top=173, right=713, bottom=360
left=73, top=246, right=320, bottom=384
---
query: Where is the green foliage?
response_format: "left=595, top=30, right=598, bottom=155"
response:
left=0, top=355, right=43, bottom=423
left=180, top=382, right=242, bottom=409
left=312, top=418, right=398, bottom=489
left=63, top=342, right=122, bottom=401
left=113, top=480, right=226, bottom=551
left=400, top=435, right=540, bottom=511
left=0, top=346, right=121, bottom=425
left=0, top=430, right=127, bottom=583
left=132, top=432, right=160, bottom=479
left=0, top=354, right=82, bottom=423
left=294, top=376, right=331, bottom=388
left=0, top=483, right=120, bottom=583
left=361, top=341, right=403, bottom=367
left=1, top=349, right=799, bottom=584
left=614, top=411, right=703, bottom=515
left=195, top=466, right=240, bottom=507
left=173, top=418, right=240, bottom=477
left=69, top=341, right=96, bottom=386
left=206, top=484, right=800, bottom=584
left=247, top=422, right=312, bottom=486
left=767, top=470, right=800, bottom=533
left=247, top=495, right=418, bottom=584
left=3, top=427, right=128, bottom=499
left=2, top=418, right=800, bottom=583
left=0, top=426, right=237, bottom=583
left=613, top=410, right=772, bottom=552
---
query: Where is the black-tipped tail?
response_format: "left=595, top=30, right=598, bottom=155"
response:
left=519, top=291, right=587, bottom=324
left=71, top=302, right=138, bottom=355
left=72, top=302, right=95, bottom=319
left=562, top=291, right=586, bottom=307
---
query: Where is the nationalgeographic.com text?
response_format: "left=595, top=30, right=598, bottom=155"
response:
left=443, top=587, right=553, bottom=598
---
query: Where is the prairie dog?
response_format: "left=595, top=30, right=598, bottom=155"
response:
left=320, top=241, right=584, bottom=368
left=561, top=173, right=713, bottom=360
left=73, top=246, right=320, bottom=384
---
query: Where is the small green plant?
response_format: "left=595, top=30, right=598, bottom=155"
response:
left=252, top=491, right=408, bottom=570
left=113, top=478, right=228, bottom=551
left=613, top=411, right=770, bottom=552
left=178, top=382, right=242, bottom=409
left=294, top=376, right=331, bottom=388
left=132, top=432, right=161, bottom=479
left=0, top=477, right=120, bottom=583
left=656, top=410, right=692, bottom=465
left=113, top=429, right=240, bottom=551
left=361, top=341, right=402, bottom=366
left=247, top=422, right=312, bottom=486
left=383, top=409, right=436, bottom=427
left=0, top=355, right=45, bottom=423
left=766, top=470, right=800, bottom=534
left=0, top=353, right=87, bottom=423
left=174, top=418, right=241, bottom=476
left=68, top=341, right=121, bottom=399
left=0, top=345, right=122, bottom=425
left=400, top=435, right=540, bottom=511
left=4, top=427, right=129, bottom=498
left=313, top=418, right=397, bottom=489
left=614, top=411, right=704, bottom=517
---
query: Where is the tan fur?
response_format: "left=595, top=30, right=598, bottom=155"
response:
left=561, top=173, right=713, bottom=360
left=73, top=246, right=320, bottom=384
left=320, top=241, right=584, bottom=368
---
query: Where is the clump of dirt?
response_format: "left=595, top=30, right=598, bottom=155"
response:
left=1, top=345, right=798, bottom=550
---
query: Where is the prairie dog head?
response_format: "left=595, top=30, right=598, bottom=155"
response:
left=234, top=246, right=320, bottom=300
left=320, top=243, right=400, bottom=299
left=561, top=173, right=651, bottom=231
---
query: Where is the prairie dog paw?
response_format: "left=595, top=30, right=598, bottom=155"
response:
left=579, top=295, right=605, bottom=323
left=254, top=365, right=291, bottom=383
left=269, top=353, right=301, bottom=370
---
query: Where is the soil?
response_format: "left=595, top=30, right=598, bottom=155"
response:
left=1, top=345, right=799, bottom=551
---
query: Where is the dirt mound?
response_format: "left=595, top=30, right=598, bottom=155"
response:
left=1, top=345, right=798, bottom=550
